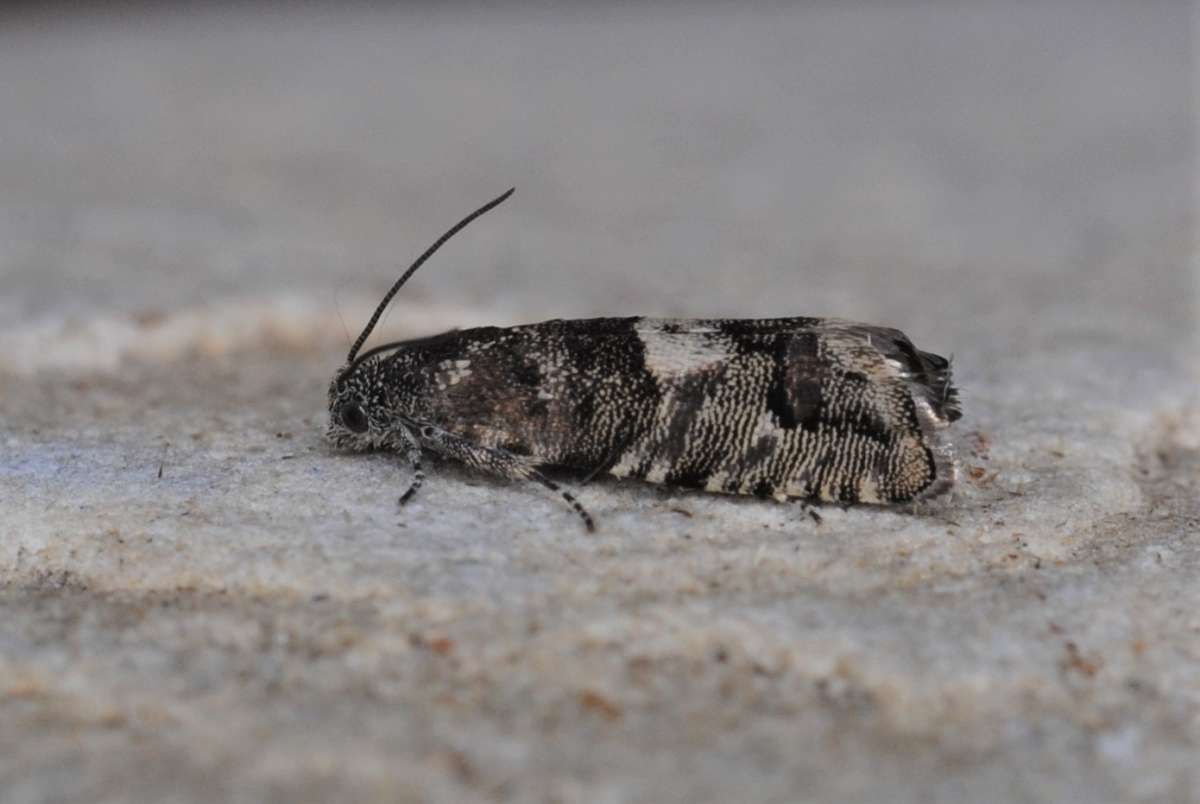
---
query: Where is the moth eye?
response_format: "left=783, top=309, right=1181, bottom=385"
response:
left=339, top=404, right=369, bottom=434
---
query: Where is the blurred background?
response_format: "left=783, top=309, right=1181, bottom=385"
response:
left=1, top=1, right=1192, bottom=376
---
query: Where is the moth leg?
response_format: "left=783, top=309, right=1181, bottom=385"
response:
left=398, top=456, right=425, bottom=506
left=578, top=446, right=622, bottom=486
left=530, top=473, right=595, bottom=533
left=418, top=425, right=595, bottom=532
left=793, top=501, right=823, bottom=525
left=391, top=427, right=425, bottom=506
left=579, top=461, right=609, bottom=486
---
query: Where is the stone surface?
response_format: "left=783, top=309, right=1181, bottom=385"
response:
left=1, top=3, right=1196, bottom=802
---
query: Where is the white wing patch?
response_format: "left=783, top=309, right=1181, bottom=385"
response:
left=437, top=358, right=473, bottom=387
left=636, top=320, right=732, bottom=380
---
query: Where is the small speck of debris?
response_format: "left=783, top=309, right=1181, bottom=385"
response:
left=442, top=749, right=475, bottom=784
left=132, top=309, right=167, bottom=328
left=1061, top=641, right=1101, bottom=677
left=428, top=637, right=455, bottom=656
left=578, top=690, right=622, bottom=721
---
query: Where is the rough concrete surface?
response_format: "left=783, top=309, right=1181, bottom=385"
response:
left=1, top=3, right=1197, bottom=802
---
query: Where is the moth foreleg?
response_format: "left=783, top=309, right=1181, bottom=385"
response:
left=389, top=426, right=425, bottom=506
left=398, top=457, right=425, bottom=506
left=417, top=425, right=595, bottom=532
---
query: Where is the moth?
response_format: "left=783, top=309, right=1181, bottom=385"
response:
left=327, top=189, right=961, bottom=531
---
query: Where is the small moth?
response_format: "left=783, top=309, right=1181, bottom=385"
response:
left=328, top=189, right=961, bottom=531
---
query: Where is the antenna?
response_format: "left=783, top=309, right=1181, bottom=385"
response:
left=345, top=187, right=515, bottom=366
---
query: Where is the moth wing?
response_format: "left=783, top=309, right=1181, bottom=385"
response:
left=812, top=320, right=961, bottom=425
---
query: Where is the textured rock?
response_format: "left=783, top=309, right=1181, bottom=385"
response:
left=1, top=3, right=1196, bottom=802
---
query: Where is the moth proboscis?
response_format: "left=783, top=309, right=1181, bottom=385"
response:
left=327, top=189, right=961, bottom=532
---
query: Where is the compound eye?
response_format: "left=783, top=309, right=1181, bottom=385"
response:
left=339, top=404, right=369, bottom=434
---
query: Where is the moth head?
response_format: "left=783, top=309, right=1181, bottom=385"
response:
left=326, top=358, right=388, bottom=450
left=328, top=187, right=514, bottom=450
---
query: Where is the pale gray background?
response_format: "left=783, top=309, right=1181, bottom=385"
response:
left=1, top=3, right=1196, bottom=803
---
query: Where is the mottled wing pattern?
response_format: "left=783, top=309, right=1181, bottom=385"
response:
left=416, top=316, right=959, bottom=505
left=404, top=318, right=658, bottom=467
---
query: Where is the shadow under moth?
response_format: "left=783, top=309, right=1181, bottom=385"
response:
left=327, top=189, right=961, bottom=531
